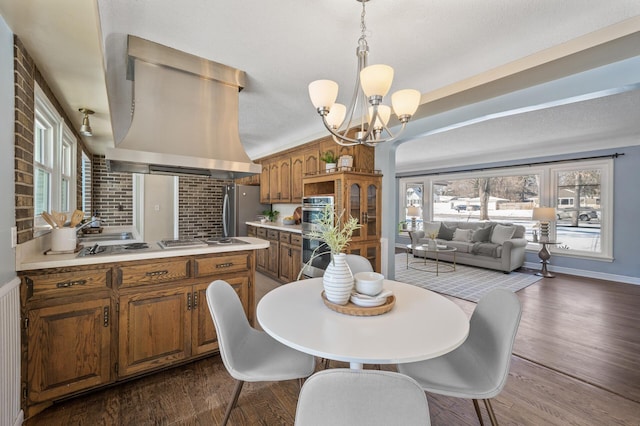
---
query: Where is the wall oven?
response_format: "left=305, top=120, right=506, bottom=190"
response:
left=301, top=196, right=334, bottom=278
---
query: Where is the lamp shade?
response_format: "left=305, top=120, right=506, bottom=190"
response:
left=368, top=105, right=391, bottom=130
left=325, top=103, right=346, bottom=129
left=308, top=80, right=339, bottom=109
left=392, top=89, right=421, bottom=117
left=407, top=206, right=420, bottom=217
left=532, top=207, right=556, bottom=221
left=360, top=64, right=394, bottom=98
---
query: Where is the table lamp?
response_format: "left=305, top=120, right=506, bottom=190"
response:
left=407, top=206, right=420, bottom=229
left=532, top=207, right=556, bottom=241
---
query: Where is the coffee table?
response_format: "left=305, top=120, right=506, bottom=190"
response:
left=406, top=244, right=457, bottom=276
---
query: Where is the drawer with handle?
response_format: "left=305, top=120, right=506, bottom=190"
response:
left=23, top=268, right=111, bottom=299
left=194, top=253, right=250, bottom=277
left=291, top=234, right=303, bottom=245
left=279, top=232, right=291, bottom=244
left=118, top=258, right=190, bottom=288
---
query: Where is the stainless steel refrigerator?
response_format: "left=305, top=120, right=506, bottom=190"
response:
left=223, top=184, right=270, bottom=237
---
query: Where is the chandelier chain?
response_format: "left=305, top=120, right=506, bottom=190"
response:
left=359, top=1, right=367, bottom=45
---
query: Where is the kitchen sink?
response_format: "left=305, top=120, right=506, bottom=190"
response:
left=78, top=232, right=134, bottom=243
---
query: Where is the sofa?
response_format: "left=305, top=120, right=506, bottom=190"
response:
left=408, top=221, right=527, bottom=273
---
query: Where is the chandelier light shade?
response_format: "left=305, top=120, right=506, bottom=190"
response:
left=78, top=107, right=94, bottom=137
left=308, top=0, right=421, bottom=147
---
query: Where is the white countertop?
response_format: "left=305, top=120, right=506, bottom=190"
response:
left=16, top=231, right=269, bottom=271
left=246, top=221, right=302, bottom=234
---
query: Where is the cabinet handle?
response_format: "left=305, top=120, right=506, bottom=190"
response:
left=56, top=279, right=87, bottom=288
left=145, top=270, right=168, bottom=277
left=103, top=307, right=109, bottom=327
left=216, top=262, right=234, bottom=269
left=187, top=293, right=192, bottom=311
left=193, top=292, right=199, bottom=308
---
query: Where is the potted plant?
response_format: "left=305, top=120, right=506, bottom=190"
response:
left=261, top=209, right=280, bottom=222
left=299, top=204, right=362, bottom=305
left=320, top=151, right=338, bottom=172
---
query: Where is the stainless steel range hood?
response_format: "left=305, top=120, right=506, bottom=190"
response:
left=105, top=36, right=260, bottom=178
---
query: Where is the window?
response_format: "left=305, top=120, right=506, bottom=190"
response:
left=399, top=158, right=613, bottom=260
left=34, top=84, right=77, bottom=229
left=81, top=151, right=92, bottom=215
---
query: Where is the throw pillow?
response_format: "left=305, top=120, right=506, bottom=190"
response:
left=471, top=226, right=492, bottom=243
left=453, top=228, right=473, bottom=242
left=490, top=224, right=516, bottom=245
left=438, top=224, right=456, bottom=241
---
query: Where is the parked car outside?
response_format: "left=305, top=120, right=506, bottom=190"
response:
left=556, top=208, right=599, bottom=221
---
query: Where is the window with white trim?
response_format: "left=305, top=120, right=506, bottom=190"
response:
left=34, top=84, right=77, bottom=229
left=399, top=158, right=613, bottom=260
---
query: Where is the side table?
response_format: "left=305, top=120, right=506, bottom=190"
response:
left=534, top=240, right=561, bottom=278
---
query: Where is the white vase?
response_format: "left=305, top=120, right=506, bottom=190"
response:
left=323, top=253, right=353, bottom=305
left=428, top=238, right=437, bottom=250
left=325, top=163, right=336, bottom=172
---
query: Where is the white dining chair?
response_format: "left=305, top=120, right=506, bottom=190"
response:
left=206, top=280, right=316, bottom=425
left=295, top=369, right=431, bottom=426
left=397, top=288, right=522, bottom=426
left=345, top=254, right=373, bottom=274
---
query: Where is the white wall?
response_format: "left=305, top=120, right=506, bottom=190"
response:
left=0, top=14, right=15, bottom=284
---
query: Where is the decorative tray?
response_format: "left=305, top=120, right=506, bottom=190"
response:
left=321, top=291, right=395, bottom=316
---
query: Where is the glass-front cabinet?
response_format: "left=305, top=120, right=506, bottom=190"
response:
left=303, top=171, right=382, bottom=272
left=347, top=178, right=381, bottom=242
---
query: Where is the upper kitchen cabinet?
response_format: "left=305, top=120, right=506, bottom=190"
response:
left=257, top=134, right=374, bottom=205
left=260, top=161, right=271, bottom=203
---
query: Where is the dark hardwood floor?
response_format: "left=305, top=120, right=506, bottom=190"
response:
left=25, top=270, right=640, bottom=425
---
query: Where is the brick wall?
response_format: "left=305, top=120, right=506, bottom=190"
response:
left=178, top=177, right=232, bottom=239
left=13, top=36, right=91, bottom=244
left=13, top=37, right=35, bottom=244
left=91, top=155, right=133, bottom=226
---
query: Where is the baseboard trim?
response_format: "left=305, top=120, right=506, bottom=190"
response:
left=523, top=261, right=640, bottom=285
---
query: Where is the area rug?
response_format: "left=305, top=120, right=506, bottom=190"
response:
left=394, top=253, right=542, bottom=303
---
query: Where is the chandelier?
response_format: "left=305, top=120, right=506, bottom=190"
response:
left=308, top=0, right=421, bottom=147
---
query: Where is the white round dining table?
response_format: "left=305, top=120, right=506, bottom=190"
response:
left=257, top=278, right=469, bottom=369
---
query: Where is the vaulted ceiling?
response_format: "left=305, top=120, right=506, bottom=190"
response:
left=1, top=0, right=639, bottom=172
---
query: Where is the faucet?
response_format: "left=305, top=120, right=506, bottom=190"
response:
left=76, top=218, right=106, bottom=237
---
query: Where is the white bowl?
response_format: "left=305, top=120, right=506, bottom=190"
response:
left=354, top=272, right=384, bottom=296
left=350, top=293, right=387, bottom=307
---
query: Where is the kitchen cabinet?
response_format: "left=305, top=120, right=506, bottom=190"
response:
left=279, top=232, right=303, bottom=282
left=256, top=227, right=268, bottom=271
left=291, top=154, right=304, bottom=202
left=266, top=229, right=280, bottom=277
left=345, top=176, right=382, bottom=243
left=18, top=250, right=255, bottom=418
left=20, top=266, right=113, bottom=417
left=260, top=161, right=271, bottom=203
left=302, top=171, right=382, bottom=272
left=256, top=134, right=374, bottom=206
left=254, top=226, right=303, bottom=284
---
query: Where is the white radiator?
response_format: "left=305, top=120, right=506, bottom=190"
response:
left=0, top=277, right=22, bottom=426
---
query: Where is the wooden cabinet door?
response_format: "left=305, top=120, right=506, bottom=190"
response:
left=279, top=158, right=291, bottom=202
left=260, top=161, right=271, bottom=203
left=346, top=177, right=381, bottom=242
left=190, top=276, right=249, bottom=355
left=278, top=243, right=293, bottom=282
left=266, top=241, right=279, bottom=277
left=291, top=244, right=302, bottom=282
left=269, top=162, right=280, bottom=202
left=118, top=286, right=191, bottom=377
left=304, top=149, right=319, bottom=177
left=27, top=298, right=112, bottom=403
left=291, top=154, right=304, bottom=202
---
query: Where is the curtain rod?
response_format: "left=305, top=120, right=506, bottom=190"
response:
left=397, top=152, right=624, bottom=178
